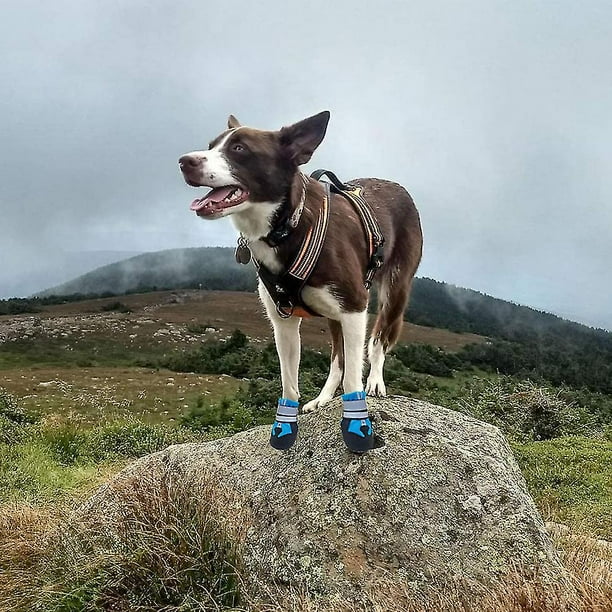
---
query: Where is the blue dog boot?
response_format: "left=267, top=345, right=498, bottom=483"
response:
left=270, top=398, right=299, bottom=450
left=341, top=391, right=374, bottom=454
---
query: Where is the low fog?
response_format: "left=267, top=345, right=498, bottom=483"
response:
left=1, top=1, right=611, bottom=329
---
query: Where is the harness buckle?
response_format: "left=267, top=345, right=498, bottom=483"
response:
left=276, top=301, right=294, bottom=319
left=371, top=242, right=385, bottom=269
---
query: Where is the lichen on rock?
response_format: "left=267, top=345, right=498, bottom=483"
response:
left=77, top=395, right=562, bottom=606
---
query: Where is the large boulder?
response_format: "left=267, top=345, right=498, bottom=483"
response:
left=78, top=396, right=561, bottom=607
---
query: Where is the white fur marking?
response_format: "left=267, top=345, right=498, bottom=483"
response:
left=184, top=128, right=242, bottom=189
left=230, top=201, right=283, bottom=273
left=300, top=285, right=343, bottom=319
left=204, top=128, right=240, bottom=185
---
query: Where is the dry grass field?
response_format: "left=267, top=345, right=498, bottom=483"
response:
left=32, top=289, right=485, bottom=351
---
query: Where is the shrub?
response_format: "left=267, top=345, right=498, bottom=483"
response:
left=163, top=329, right=258, bottom=377
left=0, top=389, right=38, bottom=425
left=0, top=416, right=30, bottom=445
left=185, top=321, right=216, bottom=334
left=40, top=424, right=86, bottom=465
left=384, top=355, right=422, bottom=394
left=453, top=378, right=595, bottom=441
left=83, top=421, right=194, bottom=462
left=181, top=396, right=251, bottom=432
left=100, top=301, right=131, bottom=313
left=393, top=344, right=462, bottom=377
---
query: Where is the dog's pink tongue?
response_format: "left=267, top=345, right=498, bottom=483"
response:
left=190, top=186, right=234, bottom=211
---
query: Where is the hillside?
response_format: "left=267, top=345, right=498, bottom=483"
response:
left=39, top=247, right=257, bottom=297
left=32, top=247, right=612, bottom=397
left=39, top=246, right=611, bottom=340
left=0, top=250, right=141, bottom=299
left=1, top=288, right=610, bottom=610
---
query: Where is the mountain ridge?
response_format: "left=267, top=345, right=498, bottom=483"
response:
left=37, top=246, right=610, bottom=337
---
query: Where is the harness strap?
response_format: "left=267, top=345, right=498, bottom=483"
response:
left=287, top=183, right=330, bottom=280
left=309, top=169, right=348, bottom=191
left=310, top=170, right=385, bottom=289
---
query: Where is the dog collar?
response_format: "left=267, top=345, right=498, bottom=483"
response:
left=262, top=173, right=308, bottom=247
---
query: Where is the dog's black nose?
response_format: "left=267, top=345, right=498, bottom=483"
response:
left=179, top=154, right=203, bottom=169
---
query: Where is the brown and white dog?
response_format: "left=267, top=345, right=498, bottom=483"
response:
left=179, top=112, right=422, bottom=444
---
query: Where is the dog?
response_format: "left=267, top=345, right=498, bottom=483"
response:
left=179, top=111, right=422, bottom=452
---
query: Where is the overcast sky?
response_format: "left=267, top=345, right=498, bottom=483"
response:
left=1, top=1, right=611, bottom=329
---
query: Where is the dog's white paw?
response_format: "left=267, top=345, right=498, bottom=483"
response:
left=302, top=395, right=331, bottom=413
left=366, top=376, right=387, bottom=397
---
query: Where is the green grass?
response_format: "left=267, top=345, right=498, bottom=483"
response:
left=0, top=335, right=167, bottom=369
left=513, top=436, right=612, bottom=538
left=0, top=419, right=205, bottom=504
left=0, top=441, right=107, bottom=503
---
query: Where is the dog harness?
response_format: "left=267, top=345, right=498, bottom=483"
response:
left=310, top=170, right=385, bottom=290
left=237, top=170, right=384, bottom=318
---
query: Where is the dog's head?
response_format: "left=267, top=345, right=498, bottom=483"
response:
left=179, top=111, right=330, bottom=219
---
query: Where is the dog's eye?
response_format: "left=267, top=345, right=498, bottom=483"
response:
left=232, top=143, right=245, bottom=152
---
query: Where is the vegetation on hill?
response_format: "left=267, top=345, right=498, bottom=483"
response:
left=3, top=246, right=609, bottom=398
left=38, top=247, right=257, bottom=297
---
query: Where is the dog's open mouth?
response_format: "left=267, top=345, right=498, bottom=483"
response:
left=190, top=185, right=249, bottom=217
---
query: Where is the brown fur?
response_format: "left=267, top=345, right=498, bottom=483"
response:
left=275, top=174, right=423, bottom=355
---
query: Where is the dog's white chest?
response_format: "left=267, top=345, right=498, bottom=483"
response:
left=249, top=241, right=283, bottom=274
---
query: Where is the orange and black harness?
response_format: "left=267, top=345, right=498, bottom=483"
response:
left=236, top=170, right=385, bottom=319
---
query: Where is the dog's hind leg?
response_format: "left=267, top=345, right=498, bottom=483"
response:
left=366, top=275, right=413, bottom=396
left=303, top=319, right=344, bottom=413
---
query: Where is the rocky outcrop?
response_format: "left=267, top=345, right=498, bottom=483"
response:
left=79, top=396, right=561, bottom=605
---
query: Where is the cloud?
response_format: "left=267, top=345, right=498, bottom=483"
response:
left=1, top=0, right=611, bottom=329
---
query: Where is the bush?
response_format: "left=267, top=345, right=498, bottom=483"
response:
left=185, top=321, right=216, bottom=334
left=384, top=355, right=422, bottom=394
left=163, top=329, right=258, bottom=377
left=453, top=378, right=595, bottom=441
left=100, top=301, right=131, bottom=313
left=393, top=344, right=462, bottom=377
left=38, top=420, right=196, bottom=466
left=0, top=415, right=29, bottom=445
left=181, top=396, right=256, bottom=434
left=40, top=424, right=86, bottom=465
left=83, top=421, right=194, bottom=462
left=0, top=389, right=38, bottom=425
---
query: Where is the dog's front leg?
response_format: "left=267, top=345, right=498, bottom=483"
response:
left=339, top=310, right=367, bottom=394
left=339, top=309, right=374, bottom=453
left=259, top=282, right=302, bottom=450
left=272, top=314, right=302, bottom=402
left=258, top=282, right=301, bottom=400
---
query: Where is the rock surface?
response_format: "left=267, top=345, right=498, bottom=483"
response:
left=81, top=396, right=561, bottom=603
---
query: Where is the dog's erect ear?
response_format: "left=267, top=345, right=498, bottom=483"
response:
left=227, top=114, right=241, bottom=129
left=279, top=111, right=330, bottom=165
